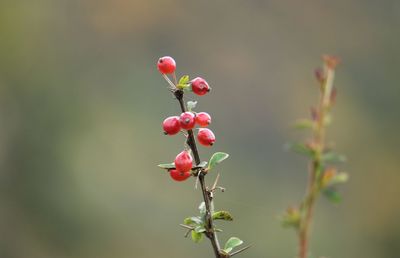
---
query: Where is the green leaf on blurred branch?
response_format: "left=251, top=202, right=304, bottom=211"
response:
left=323, top=188, right=342, bottom=203
left=208, top=152, right=229, bottom=170
left=330, top=172, right=349, bottom=185
left=194, top=226, right=206, bottom=233
left=184, top=216, right=203, bottom=226
left=280, top=207, right=300, bottom=228
left=293, top=119, right=315, bottom=130
left=191, top=231, right=203, bottom=243
left=212, top=211, right=233, bottom=221
left=223, top=237, right=243, bottom=253
left=157, top=163, right=175, bottom=169
left=286, top=142, right=316, bottom=158
left=199, top=202, right=206, bottom=215
left=322, top=152, right=346, bottom=163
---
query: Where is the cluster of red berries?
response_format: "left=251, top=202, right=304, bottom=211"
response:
left=157, top=56, right=216, bottom=181
left=157, top=56, right=211, bottom=95
left=163, top=113, right=215, bottom=146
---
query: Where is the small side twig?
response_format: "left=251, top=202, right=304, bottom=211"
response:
left=230, top=245, right=252, bottom=257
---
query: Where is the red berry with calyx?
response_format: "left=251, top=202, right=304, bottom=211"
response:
left=174, top=150, right=193, bottom=172
left=191, top=77, right=210, bottom=96
left=169, top=169, right=191, bottom=181
left=197, top=128, right=215, bottom=146
left=162, top=116, right=181, bottom=135
left=196, top=112, right=211, bottom=127
left=157, top=56, right=176, bottom=74
left=179, top=112, right=196, bottom=130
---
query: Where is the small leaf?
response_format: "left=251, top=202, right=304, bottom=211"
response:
left=177, top=75, right=190, bottom=89
left=293, top=119, right=315, bottom=130
left=157, top=163, right=175, bottom=169
left=223, top=237, right=243, bottom=253
left=286, top=142, right=316, bottom=158
left=194, top=226, right=206, bottom=233
left=212, top=211, right=233, bottom=221
left=280, top=207, right=300, bottom=228
left=187, top=101, right=197, bottom=111
left=331, top=172, right=349, bottom=184
left=191, top=231, right=203, bottom=243
left=184, top=216, right=203, bottom=226
left=322, top=152, right=346, bottom=163
left=323, top=188, right=342, bottom=203
left=198, top=202, right=206, bottom=215
left=179, top=75, right=190, bottom=85
left=320, top=167, right=337, bottom=188
left=208, top=152, right=229, bottom=170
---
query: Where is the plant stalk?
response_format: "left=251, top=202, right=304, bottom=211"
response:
left=298, top=63, right=334, bottom=258
left=174, top=89, right=223, bottom=258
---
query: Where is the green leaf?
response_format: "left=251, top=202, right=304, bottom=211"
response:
left=330, top=172, right=349, bottom=185
left=191, top=231, right=203, bottom=243
left=187, top=101, right=197, bottom=111
left=184, top=216, right=203, bottom=226
left=179, top=75, right=190, bottom=85
left=223, top=237, right=243, bottom=253
left=194, top=226, right=206, bottom=233
left=212, top=211, right=233, bottom=221
left=293, top=119, right=315, bottom=130
left=322, top=152, right=347, bottom=163
left=280, top=208, right=300, bottom=228
left=198, top=202, right=206, bottom=216
left=157, top=163, right=175, bottom=169
left=323, top=188, right=342, bottom=203
left=208, top=152, right=229, bottom=170
left=286, top=142, right=315, bottom=157
left=177, top=75, right=190, bottom=89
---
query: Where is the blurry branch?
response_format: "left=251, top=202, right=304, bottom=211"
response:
left=281, top=55, right=347, bottom=258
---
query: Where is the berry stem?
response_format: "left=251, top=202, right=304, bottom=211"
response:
left=162, top=74, right=177, bottom=89
left=173, top=89, right=223, bottom=258
left=172, top=71, right=178, bottom=85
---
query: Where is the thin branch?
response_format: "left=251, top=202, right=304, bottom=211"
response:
left=230, top=245, right=252, bottom=257
left=179, top=224, right=194, bottom=230
left=173, top=89, right=223, bottom=258
left=298, top=58, right=338, bottom=258
left=211, top=173, right=221, bottom=191
left=179, top=224, right=194, bottom=238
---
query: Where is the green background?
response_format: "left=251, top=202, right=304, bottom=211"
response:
left=1, top=1, right=399, bottom=257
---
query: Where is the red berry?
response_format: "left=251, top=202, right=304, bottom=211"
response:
left=195, top=112, right=211, bottom=127
left=179, top=112, right=196, bottom=130
left=162, top=116, right=181, bottom=135
left=169, top=169, right=191, bottom=181
left=191, top=77, right=210, bottom=96
left=157, top=56, right=176, bottom=74
left=174, top=150, right=193, bottom=172
left=197, top=128, right=215, bottom=146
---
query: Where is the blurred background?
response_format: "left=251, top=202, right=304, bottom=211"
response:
left=1, top=0, right=400, bottom=257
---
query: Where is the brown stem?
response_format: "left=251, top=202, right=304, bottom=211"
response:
left=298, top=67, right=331, bottom=258
left=174, top=89, right=223, bottom=258
left=298, top=161, right=318, bottom=258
